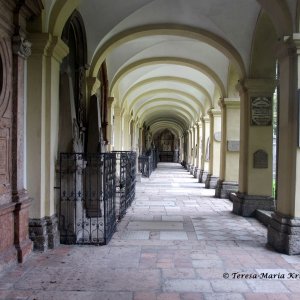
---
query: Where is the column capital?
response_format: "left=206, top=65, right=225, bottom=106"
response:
left=236, top=78, right=277, bottom=97
left=275, top=35, right=298, bottom=59
left=107, top=96, right=115, bottom=106
left=87, top=77, right=101, bottom=96
left=203, top=115, right=210, bottom=123
left=29, top=33, right=69, bottom=63
left=211, top=109, right=221, bottom=117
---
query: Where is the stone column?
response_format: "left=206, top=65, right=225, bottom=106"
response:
left=187, top=129, right=192, bottom=171
left=190, top=126, right=196, bottom=175
left=199, top=116, right=210, bottom=183
left=113, top=105, right=122, bottom=151
left=205, top=109, right=221, bottom=189
left=27, top=33, right=69, bottom=251
left=232, top=79, right=276, bottom=217
left=268, top=35, right=300, bottom=254
left=215, top=98, right=240, bottom=198
left=106, top=97, right=115, bottom=152
left=193, top=122, right=200, bottom=177
left=196, top=121, right=202, bottom=178
left=122, top=113, right=130, bottom=151
left=134, top=122, right=142, bottom=182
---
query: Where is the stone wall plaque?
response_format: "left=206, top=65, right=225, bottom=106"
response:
left=253, top=150, right=268, bottom=168
left=214, top=132, right=221, bottom=142
left=227, top=140, right=240, bottom=152
left=251, top=96, right=272, bottom=126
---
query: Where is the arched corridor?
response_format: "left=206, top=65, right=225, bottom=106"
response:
left=2, top=163, right=300, bottom=299
left=1, top=0, right=300, bottom=297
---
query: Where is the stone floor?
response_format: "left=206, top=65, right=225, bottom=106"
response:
left=2, top=163, right=300, bottom=300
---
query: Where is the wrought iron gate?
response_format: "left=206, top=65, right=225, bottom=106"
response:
left=59, top=153, right=116, bottom=245
left=113, top=151, right=136, bottom=220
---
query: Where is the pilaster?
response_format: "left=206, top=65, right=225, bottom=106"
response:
left=27, top=33, right=69, bottom=250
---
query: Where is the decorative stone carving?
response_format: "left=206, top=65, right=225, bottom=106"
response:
left=227, top=141, right=240, bottom=152
left=253, top=150, right=268, bottom=168
left=214, top=132, right=221, bottom=142
left=251, top=96, right=272, bottom=126
left=12, top=35, right=32, bottom=59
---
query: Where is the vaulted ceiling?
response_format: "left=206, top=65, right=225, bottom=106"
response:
left=50, top=0, right=297, bottom=134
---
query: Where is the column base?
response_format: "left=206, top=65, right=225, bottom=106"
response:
left=29, top=214, right=59, bottom=251
left=231, top=192, right=275, bottom=217
left=215, top=180, right=239, bottom=199
left=268, top=212, right=300, bottom=255
left=46, top=215, right=60, bottom=249
left=197, top=169, right=203, bottom=182
left=136, top=172, right=142, bottom=183
left=186, top=164, right=191, bottom=172
left=201, top=171, right=209, bottom=183
left=205, top=175, right=219, bottom=189
left=189, top=165, right=194, bottom=175
left=193, top=167, right=198, bottom=178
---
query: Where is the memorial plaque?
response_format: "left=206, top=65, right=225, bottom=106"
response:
left=227, top=140, right=240, bottom=152
left=214, top=131, right=221, bottom=142
left=251, top=96, right=272, bottom=126
left=253, top=150, right=268, bottom=168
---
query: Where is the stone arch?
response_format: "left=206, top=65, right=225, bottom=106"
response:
left=89, top=25, right=246, bottom=79
left=111, top=57, right=226, bottom=98
left=249, top=11, right=277, bottom=78
left=48, top=0, right=80, bottom=36
left=257, top=0, right=293, bottom=37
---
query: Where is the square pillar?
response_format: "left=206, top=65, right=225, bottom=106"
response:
left=232, top=79, right=276, bottom=216
left=206, top=109, right=221, bottom=189
left=268, top=35, right=300, bottom=254
left=216, top=98, right=240, bottom=198
left=27, top=33, right=69, bottom=250
left=199, top=116, right=210, bottom=183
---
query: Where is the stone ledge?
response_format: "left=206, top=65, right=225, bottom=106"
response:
left=215, top=180, right=238, bottom=199
left=255, top=209, right=272, bottom=227
left=268, top=212, right=300, bottom=255
left=200, top=171, right=209, bottom=183
left=29, top=214, right=59, bottom=251
left=205, top=175, right=219, bottom=189
left=231, top=192, right=275, bottom=217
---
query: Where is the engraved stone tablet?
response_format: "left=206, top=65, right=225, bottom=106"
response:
left=214, top=132, right=221, bottom=142
left=253, top=150, right=268, bottom=168
left=251, top=96, right=272, bottom=126
left=227, top=140, right=240, bottom=152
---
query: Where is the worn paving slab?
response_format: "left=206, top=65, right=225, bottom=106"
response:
left=0, top=163, right=299, bottom=299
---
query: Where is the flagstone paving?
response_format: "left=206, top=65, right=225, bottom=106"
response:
left=1, top=163, right=300, bottom=299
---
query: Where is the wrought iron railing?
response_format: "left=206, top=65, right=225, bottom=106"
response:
left=58, top=153, right=116, bottom=245
left=113, top=151, right=136, bottom=220
left=138, top=149, right=158, bottom=178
